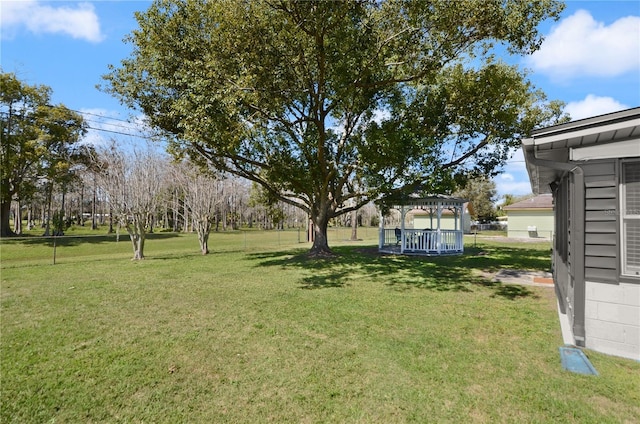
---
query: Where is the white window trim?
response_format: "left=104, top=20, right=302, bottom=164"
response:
left=621, top=159, right=640, bottom=278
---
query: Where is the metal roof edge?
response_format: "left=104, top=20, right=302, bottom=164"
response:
left=531, top=106, right=640, bottom=139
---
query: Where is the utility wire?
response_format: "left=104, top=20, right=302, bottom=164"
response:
left=76, top=109, right=136, bottom=124
left=1, top=104, right=157, bottom=141
left=84, top=125, right=157, bottom=140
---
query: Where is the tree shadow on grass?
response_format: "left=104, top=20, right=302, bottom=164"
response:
left=493, top=284, right=536, bottom=300
left=7, top=232, right=181, bottom=247
left=249, top=250, right=349, bottom=289
left=474, top=278, right=537, bottom=300
left=299, top=272, right=351, bottom=289
left=248, top=243, right=545, bottom=299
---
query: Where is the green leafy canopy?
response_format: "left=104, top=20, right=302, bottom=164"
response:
left=1, top=71, right=88, bottom=237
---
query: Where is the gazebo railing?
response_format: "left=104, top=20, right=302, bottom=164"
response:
left=381, top=229, right=463, bottom=254
left=382, top=228, right=401, bottom=246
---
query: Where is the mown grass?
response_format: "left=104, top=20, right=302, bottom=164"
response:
left=1, top=232, right=639, bottom=423
left=0, top=226, right=377, bottom=266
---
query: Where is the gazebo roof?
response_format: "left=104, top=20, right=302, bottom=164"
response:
left=390, top=194, right=467, bottom=210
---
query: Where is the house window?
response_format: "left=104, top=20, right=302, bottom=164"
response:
left=621, top=160, right=640, bottom=277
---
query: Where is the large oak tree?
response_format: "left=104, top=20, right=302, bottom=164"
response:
left=103, top=0, right=567, bottom=255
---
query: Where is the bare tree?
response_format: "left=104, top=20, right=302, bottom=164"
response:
left=172, top=162, right=222, bottom=254
left=95, top=143, right=167, bottom=260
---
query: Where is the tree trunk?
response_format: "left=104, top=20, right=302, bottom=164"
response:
left=172, top=190, right=178, bottom=232
left=99, top=201, right=106, bottom=225
left=13, top=201, right=22, bottom=235
left=200, top=233, right=209, bottom=254
left=350, top=209, right=358, bottom=241
left=92, top=176, right=98, bottom=230
left=108, top=207, right=114, bottom=234
left=0, top=199, right=15, bottom=237
left=197, top=223, right=210, bottom=255
left=125, top=215, right=146, bottom=260
left=58, top=189, right=66, bottom=236
left=43, top=184, right=53, bottom=236
left=130, top=234, right=144, bottom=260
left=183, top=202, right=189, bottom=233
left=80, top=184, right=84, bottom=226
left=27, top=205, right=34, bottom=230
left=309, top=211, right=332, bottom=257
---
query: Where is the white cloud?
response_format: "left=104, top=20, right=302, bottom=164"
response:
left=500, top=173, right=515, bottom=182
left=1, top=1, right=104, bottom=42
left=565, top=95, right=629, bottom=121
left=529, top=9, right=640, bottom=78
left=494, top=180, right=533, bottom=197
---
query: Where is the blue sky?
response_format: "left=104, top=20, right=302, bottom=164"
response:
left=2, top=0, right=639, bottom=200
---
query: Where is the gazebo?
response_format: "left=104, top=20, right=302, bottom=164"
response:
left=379, top=195, right=466, bottom=255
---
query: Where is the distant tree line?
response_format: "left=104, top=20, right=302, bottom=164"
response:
left=1, top=69, right=381, bottom=259
left=3, top=139, right=382, bottom=235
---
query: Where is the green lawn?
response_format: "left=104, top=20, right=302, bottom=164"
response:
left=1, top=232, right=639, bottom=423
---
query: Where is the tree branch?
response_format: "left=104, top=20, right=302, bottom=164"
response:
left=441, top=136, right=490, bottom=169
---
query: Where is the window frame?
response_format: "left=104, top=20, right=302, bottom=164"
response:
left=620, top=159, right=640, bottom=279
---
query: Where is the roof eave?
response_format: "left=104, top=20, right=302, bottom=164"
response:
left=522, top=107, right=640, bottom=194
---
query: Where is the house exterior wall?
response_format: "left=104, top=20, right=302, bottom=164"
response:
left=581, top=159, right=640, bottom=359
left=585, top=280, right=640, bottom=360
left=506, top=210, right=554, bottom=239
left=556, top=159, right=640, bottom=360
left=523, top=107, right=640, bottom=361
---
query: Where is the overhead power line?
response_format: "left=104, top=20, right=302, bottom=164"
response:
left=1, top=104, right=158, bottom=141
left=84, top=125, right=157, bottom=140
left=76, top=109, right=136, bottom=124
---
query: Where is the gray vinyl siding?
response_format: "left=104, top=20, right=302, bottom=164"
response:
left=585, top=244, right=616, bottom=257
left=583, top=161, right=618, bottom=283
left=585, top=210, right=616, bottom=221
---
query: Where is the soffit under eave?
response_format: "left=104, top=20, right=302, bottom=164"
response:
left=523, top=145, right=567, bottom=195
left=533, top=120, right=640, bottom=151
